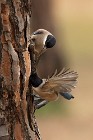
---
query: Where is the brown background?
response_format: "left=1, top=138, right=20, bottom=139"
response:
left=35, top=0, right=93, bottom=140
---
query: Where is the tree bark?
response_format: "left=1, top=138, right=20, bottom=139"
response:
left=0, top=0, right=39, bottom=139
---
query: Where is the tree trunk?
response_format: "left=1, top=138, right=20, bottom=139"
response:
left=0, top=1, right=39, bottom=139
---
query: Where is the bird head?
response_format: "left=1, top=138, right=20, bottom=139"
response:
left=30, top=29, right=56, bottom=54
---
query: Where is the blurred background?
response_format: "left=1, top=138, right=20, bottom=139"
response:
left=31, top=0, right=93, bottom=139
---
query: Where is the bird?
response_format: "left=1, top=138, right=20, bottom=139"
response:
left=29, top=68, right=78, bottom=102
left=30, top=29, right=56, bottom=56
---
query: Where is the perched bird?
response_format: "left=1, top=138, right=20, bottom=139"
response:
left=30, top=29, right=56, bottom=56
left=29, top=68, right=78, bottom=102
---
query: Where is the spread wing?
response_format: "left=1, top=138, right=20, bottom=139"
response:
left=42, top=68, right=78, bottom=93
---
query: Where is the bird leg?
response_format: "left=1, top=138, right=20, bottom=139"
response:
left=34, top=95, right=49, bottom=109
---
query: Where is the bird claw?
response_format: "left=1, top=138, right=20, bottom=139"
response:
left=34, top=95, right=49, bottom=109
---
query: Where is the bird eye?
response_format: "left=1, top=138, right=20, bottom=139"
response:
left=33, top=31, right=43, bottom=35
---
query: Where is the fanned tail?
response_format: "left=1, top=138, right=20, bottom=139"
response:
left=51, top=68, right=78, bottom=92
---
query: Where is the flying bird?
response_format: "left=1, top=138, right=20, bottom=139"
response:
left=29, top=68, right=78, bottom=102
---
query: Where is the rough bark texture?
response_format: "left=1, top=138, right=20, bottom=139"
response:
left=0, top=0, right=39, bottom=139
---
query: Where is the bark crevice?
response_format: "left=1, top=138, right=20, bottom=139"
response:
left=0, top=0, right=39, bottom=139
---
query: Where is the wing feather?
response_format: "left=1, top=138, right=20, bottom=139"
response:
left=42, top=68, right=78, bottom=93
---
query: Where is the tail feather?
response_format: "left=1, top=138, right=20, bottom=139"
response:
left=60, top=92, right=74, bottom=100
left=51, top=68, right=78, bottom=93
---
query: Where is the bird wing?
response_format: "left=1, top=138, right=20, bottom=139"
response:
left=41, top=68, right=78, bottom=93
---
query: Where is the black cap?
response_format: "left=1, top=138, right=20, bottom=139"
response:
left=29, top=73, right=43, bottom=87
left=45, top=35, right=56, bottom=48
